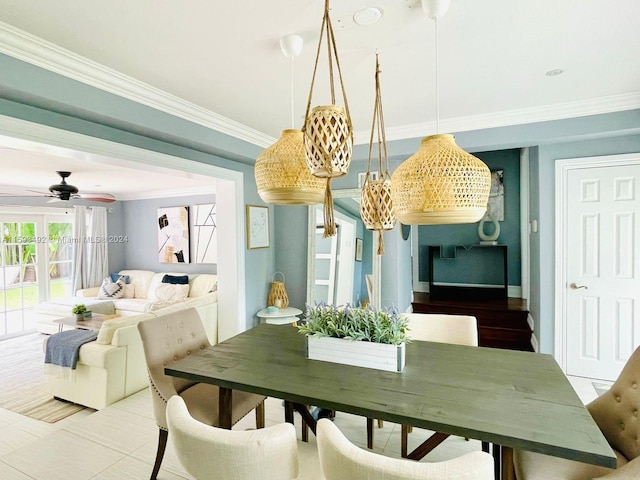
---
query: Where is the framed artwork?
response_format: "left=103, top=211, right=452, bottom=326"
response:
left=192, top=203, right=217, bottom=264
left=485, top=169, right=505, bottom=221
left=158, top=206, right=190, bottom=263
left=246, top=205, right=269, bottom=249
left=355, top=238, right=363, bottom=262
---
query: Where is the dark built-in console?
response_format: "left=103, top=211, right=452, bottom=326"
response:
left=412, top=245, right=533, bottom=351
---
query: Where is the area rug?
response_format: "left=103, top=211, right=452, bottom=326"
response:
left=0, top=332, right=87, bottom=422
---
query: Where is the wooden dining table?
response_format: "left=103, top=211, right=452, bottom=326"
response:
left=165, top=323, right=615, bottom=480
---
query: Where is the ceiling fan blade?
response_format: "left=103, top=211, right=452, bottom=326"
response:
left=47, top=198, right=63, bottom=203
left=76, top=192, right=117, bottom=203
left=0, top=192, right=43, bottom=198
left=26, top=189, right=51, bottom=195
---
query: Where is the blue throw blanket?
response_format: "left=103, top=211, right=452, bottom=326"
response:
left=45, top=329, right=98, bottom=369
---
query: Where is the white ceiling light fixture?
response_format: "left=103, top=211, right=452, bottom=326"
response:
left=390, top=0, right=491, bottom=225
left=254, top=34, right=325, bottom=205
left=279, top=34, right=303, bottom=58
left=353, top=7, right=383, bottom=26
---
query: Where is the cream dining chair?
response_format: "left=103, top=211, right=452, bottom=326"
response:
left=318, top=418, right=494, bottom=480
left=366, top=313, right=480, bottom=457
left=513, top=346, right=640, bottom=480
left=166, top=395, right=321, bottom=480
left=137, top=308, right=267, bottom=480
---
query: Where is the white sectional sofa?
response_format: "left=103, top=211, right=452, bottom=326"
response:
left=38, top=270, right=218, bottom=410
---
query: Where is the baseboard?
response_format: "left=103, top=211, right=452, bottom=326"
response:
left=414, top=281, right=523, bottom=299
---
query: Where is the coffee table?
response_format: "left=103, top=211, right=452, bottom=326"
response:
left=53, top=313, right=107, bottom=333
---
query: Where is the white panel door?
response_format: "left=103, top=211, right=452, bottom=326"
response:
left=566, top=164, right=640, bottom=380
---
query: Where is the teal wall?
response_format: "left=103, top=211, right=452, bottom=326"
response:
left=121, top=194, right=216, bottom=274
left=2, top=50, right=640, bottom=350
left=416, top=148, right=521, bottom=288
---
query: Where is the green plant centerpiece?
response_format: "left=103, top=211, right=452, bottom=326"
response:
left=72, top=304, right=87, bottom=321
left=298, top=304, right=410, bottom=372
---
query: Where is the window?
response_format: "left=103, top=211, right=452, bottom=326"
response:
left=0, top=213, right=73, bottom=337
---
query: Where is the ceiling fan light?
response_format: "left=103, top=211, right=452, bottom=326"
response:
left=390, top=134, right=491, bottom=225
left=255, top=129, right=325, bottom=205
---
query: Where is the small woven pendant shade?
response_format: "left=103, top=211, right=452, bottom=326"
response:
left=302, top=0, right=353, bottom=237
left=267, top=272, right=289, bottom=309
left=304, top=105, right=352, bottom=178
left=390, top=134, right=491, bottom=224
left=255, top=129, right=324, bottom=205
left=360, top=54, right=395, bottom=254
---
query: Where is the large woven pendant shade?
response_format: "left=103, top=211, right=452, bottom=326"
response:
left=255, top=129, right=324, bottom=205
left=391, top=0, right=490, bottom=225
left=254, top=35, right=324, bottom=206
left=391, top=134, right=491, bottom=224
left=360, top=54, right=395, bottom=254
left=302, top=0, right=354, bottom=237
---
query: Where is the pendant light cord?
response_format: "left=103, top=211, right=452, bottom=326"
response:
left=290, top=56, right=295, bottom=129
left=435, top=17, right=440, bottom=135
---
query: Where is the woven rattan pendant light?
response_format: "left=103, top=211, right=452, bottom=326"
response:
left=302, top=0, right=354, bottom=237
left=255, top=35, right=324, bottom=205
left=360, top=54, right=395, bottom=255
left=391, top=0, right=490, bottom=225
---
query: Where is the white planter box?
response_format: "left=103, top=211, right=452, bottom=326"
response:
left=305, top=335, right=405, bottom=373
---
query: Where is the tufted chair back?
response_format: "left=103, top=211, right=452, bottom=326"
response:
left=588, top=346, right=640, bottom=461
left=138, top=308, right=210, bottom=430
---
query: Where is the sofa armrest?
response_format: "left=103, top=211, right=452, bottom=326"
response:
left=76, top=287, right=100, bottom=297
left=112, top=323, right=142, bottom=347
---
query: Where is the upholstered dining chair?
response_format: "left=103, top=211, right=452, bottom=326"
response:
left=167, top=395, right=321, bottom=480
left=138, top=308, right=266, bottom=480
left=367, top=313, right=479, bottom=457
left=513, top=346, right=640, bottom=480
left=317, top=418, right=494, bottom=480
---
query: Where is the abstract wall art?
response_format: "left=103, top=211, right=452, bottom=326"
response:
left=158, top=206, right=190, bottom=263
left=192, top=203, right=217, bottom=264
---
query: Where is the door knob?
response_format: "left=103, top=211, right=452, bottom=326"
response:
left=570, top=282, right=588, bottom=290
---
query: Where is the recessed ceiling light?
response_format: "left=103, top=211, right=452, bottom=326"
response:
left=353, top=7, right=383, bottom=26
left=545, top=68, right=564, bottom=77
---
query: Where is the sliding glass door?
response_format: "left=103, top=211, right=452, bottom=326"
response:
left=48, top=221, right=73, bottom=301
left=0, top=213, right=72, bottom=337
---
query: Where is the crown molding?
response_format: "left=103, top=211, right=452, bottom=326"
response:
left=0, top=21, right=275, bottom=149
left=355, top=91, right=640, bottom=145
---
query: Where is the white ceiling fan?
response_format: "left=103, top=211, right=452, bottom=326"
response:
left=0, top=171, right=116, bottom=203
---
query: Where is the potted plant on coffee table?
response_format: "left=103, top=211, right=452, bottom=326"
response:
left=72, top=304, right=87, bottom=321
left=297, top=304, right=410, bottom=372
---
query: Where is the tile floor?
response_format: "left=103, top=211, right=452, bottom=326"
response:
left=0, top=375, right=608, bottom=480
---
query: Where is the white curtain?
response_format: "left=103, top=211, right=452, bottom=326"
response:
left=87, top=206, right=109, bottom=287
left=71, top=206, right=110, bottom=293
left=71, top=206, right=87, bottom=293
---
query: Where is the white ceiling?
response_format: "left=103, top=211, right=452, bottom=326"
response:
left=0, top=146, right=215, bottom=201
left=0, top=0, right=639, bottom=197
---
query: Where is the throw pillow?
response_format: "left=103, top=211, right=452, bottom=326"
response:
left=152, top=283, right=189, bottom=302
left=162, top=274, right=189, bottom=285
left=122, top=284, right=135, bottom=299
left=98, top=276, right=126, bottom=299
left=110, top=273, right=130, bottom=284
